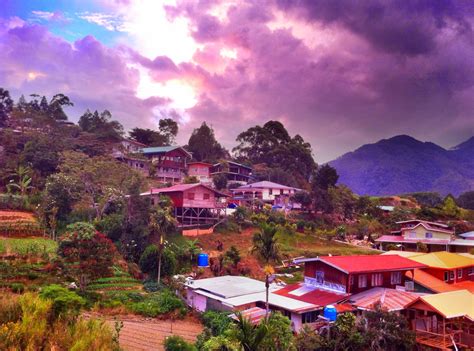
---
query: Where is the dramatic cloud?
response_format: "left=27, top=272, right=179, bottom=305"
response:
left=0, top=0, right=473, bottom=161
left=0, top=18, right=169, bottom=129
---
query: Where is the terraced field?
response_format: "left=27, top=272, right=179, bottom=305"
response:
left=113, top=317, right=202, bottom=351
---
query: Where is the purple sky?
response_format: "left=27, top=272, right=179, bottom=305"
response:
left=1, top=0, right=473, bottom=162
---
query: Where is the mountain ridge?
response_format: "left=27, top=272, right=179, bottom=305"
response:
left=329, top=135, right=474, bottom=196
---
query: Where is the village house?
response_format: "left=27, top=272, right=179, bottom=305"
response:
left=187, top=162, right=213, bottom=185
left=184, top=275, right=348, bottom=332
left=210, top=161, right=253, bottom=185
left=140, top=183, right=227, bottom=227
left=231, top=180, right=301, bottom=208
left=405, top=290, right=474, bottom=350
left=375, top=219, right=474, bottom=253
left=185, top=255, right=428, bottom=332
left=293, top=255, right=427, bottom=295
left=112, top=139, right=149, bottom=176
left=141, top=146, right=192, bottom=184
left=382, top=251, right=474, bottom=294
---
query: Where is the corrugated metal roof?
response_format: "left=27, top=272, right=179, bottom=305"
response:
left=273, top=283, right=348, bottom=308
left=375, top=235, right=451, bottom=245
left=235, top=181, right=300, bottom=191
left=381, top=251, right=422, bottom=258
left=230, top=307, right=266, bottom=325
left=408, top=251, right=473, bottom=269
left=349, top=287, right=420, bottom=312
left=142, top=183, right=228, bottom=197
left=460, top=231, right=474, bottom=238
left=410, top=290, right=474, bottom=320
left=141, top=146, right=191, bottom=157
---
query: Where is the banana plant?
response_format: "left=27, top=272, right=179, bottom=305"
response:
left=6, top=165, right=34, bottom=196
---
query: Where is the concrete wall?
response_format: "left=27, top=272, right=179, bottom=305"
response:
left=187, top=290, right=207, bottom=312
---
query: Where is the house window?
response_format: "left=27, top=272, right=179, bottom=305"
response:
left=315, top=271, right=324, bottom=284
left=457, top=269, right=462, bottom=279
left=371, top=273, right=383, bottom=286
left=203, top=193, right=210, bottom=200
left=269, top=189, right=273, bottom=195
left=187, top=193, right=195, bottom=200
left=425, top=232, right=433, bottom=238
left=409, top=231, right=416, bottom=238
left=444, top=271, right=449, bottom=282
left=390, top=272, right=402, bottom=285
left=302, top=311, right=319, bottom=324
left=349, top=275, right=354, bottom=286
left=358, top=274, right=367, bottom=288
left=449, top=271, right=454, bottom=280
left=468, top=267, right=474, bottom=276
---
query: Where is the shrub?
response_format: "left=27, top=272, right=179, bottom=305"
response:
left=201, top=310, right=232, bottom=336
left=39, top=284, right=85, bottom=319
left=10, top=282, right=25, bottom=294
left=0, top=293, right=119, bottom=351
left=129, top=290, right=185, bottom=318
left=58, top=225, right=117, bottom=280
left=164, top=335, right=197, bottom=351
left=139, top=245, right=176, bottom=279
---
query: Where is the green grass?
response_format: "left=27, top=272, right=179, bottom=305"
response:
left=0, top=237, right=57, bottom=257
left=276, top=231, right=379, bottom=257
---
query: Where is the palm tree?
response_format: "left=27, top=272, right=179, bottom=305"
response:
left=185, top=239, right=201, bottom=262
left=149, top=196, right=177, bottom=284
left=252, top=223, right=280, bottom=262
left=6, top=165, right=34, bottom=196
left=232, top=312, right=268, bottom=351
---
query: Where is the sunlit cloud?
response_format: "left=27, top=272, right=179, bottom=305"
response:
left=78, top=12, right=127, bottom=31
left=27, top=71, right=46, bottom=81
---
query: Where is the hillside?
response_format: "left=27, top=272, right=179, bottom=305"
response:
left=330, top=135, right=474, bottom=196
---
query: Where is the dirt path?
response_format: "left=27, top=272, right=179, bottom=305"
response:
left=86, top=314, right=203, bottom=351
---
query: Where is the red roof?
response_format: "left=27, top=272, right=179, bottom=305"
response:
left=296, top=255, right=426, bottom=274
left=273, top=283, right=348, bottom=307
left=187, top=162, right=212, bottom=167
left=375, top=235, right=451, bottom=245
left=144, top=183, right=228, bottom=197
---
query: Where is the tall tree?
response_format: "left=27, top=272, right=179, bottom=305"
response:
left=313, top=164, right=339, bottom=190
left=78, top=109, right=123, bottom=141
left=187, top=122, right=227, bottom=162
left=158, top=118, right=179, bottom=144
left=234, top=121, right=316, bottom=187
left=0, top=88, right=13, bottom=127
left=129, top=128, right=165, bottom=146
left=49, top=93, right=73, bottom=120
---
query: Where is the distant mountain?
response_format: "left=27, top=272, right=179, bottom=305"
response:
left=329, top=135, right=474, bottom=196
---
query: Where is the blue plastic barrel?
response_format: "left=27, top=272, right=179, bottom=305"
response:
left=323, top=305, right=337, bottom=322
left=197, top=253, right=209, bottom=267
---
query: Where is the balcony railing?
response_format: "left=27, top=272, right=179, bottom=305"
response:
left=304, top=277, right=346, bottom=293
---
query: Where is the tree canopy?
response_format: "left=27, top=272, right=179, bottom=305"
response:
left=78, top=109, right=123, bottom=141
left=187, top=122, right=227, bottom=162
left=129, top=118, right=179, bottom=146
left=233, top=120, right=316, bottom=187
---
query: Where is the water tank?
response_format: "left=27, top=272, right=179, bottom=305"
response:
left=197, top=253, right=209, bottom=267
left=323, top=305, right=337, bottom=322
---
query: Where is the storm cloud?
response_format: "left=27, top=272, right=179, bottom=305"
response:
left=0, top=1, right=473, bottom=161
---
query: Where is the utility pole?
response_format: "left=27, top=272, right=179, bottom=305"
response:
left=264, top=265, right=275, bottom=320
left=157, top=233, right=164, bottom=285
